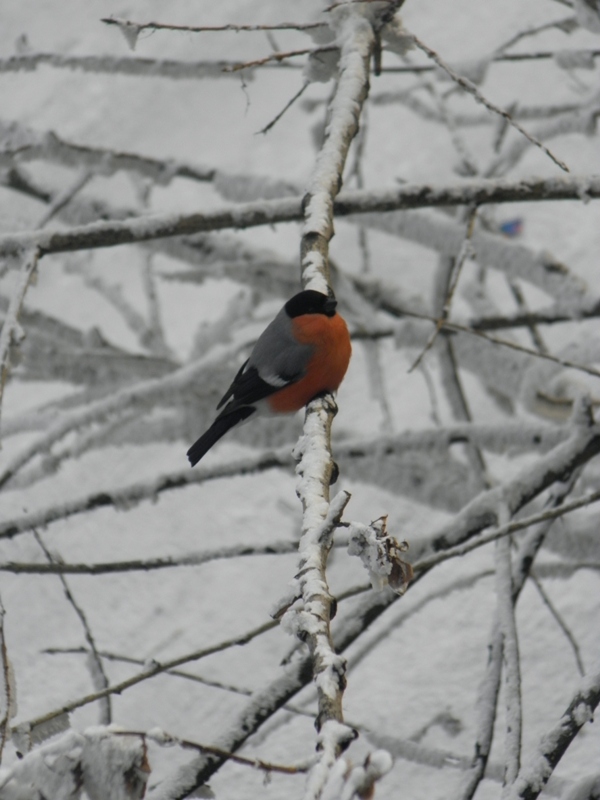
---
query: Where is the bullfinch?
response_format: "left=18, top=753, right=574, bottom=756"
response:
left=187, top=289, right=351, bottom=466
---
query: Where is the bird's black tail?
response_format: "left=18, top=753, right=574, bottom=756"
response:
left=187, top=407, right=255, bottom=466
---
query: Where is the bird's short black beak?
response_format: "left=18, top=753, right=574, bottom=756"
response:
left=324, top=297, right=337, bottom=317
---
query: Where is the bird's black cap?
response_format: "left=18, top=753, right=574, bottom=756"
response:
left=285, top=290, right=337, bottom=319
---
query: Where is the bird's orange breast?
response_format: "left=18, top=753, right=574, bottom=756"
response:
left=267, top=313, right=351, bottom=413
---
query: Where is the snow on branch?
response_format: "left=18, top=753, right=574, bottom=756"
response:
left=0, top=726, right=149, bottom=799
left=0, top=174, right=598, bottom=261
left=0, top=335, right=259, bottom=489
left=319, top=749, right=393, bottom=800
left=282, top=482, right=351, bottom=729
left=413, top=485, right=600, bottom=573
left=0, top=540, right=300, bottom=575
left=505, top=662, right=600, bottom=800
left=0, top=448, right=292, bottom=539
left=352, top=209, right=589, bottom=304
left=0, top=418, right=568, bottom=542
left=0, top=118, right=215, bottom=184
left=412, top=401, right=600, bottom=564
left=279, top=8, right=377, bottom=798
left=495, top=530, right=523, bottom=787
left=347, top=515, right=413, bottom=594
left=300, top=9, right=374, bottom=290
left=457, top=481, right=577, bottom=800
left=0, top=53, right=260, bottom=80
left=13, top=619, right=277, bottom=743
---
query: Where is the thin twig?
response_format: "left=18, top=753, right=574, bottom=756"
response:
left=409, top=207, right=478, bottom=372
left=410, top=33, right=570, bottom=173
left=14, top=619, right=277, bottom=735
left=494, top=16, right=577, bottom=55
left=257, top=81, right=309, bottom=134
left=396, top=308, right=600, bottom=384
left=0, top=595, right=13, bottom=761
left=32, top=531, right=111, bottom=724
left=223, top=46, right=337, bottom=73
left=0, top=540, right=301, bottom=574
left=529, top=571, right=585, bottom=675
left=119, top=728, right=309, bottom=775
left=101, top=17, right=326, bottom=34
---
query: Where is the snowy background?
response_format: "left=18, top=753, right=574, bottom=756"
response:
left=0, top=0, right=599, bottom=798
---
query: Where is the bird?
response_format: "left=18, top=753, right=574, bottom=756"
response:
left=187, top=289, right=351, bottom=466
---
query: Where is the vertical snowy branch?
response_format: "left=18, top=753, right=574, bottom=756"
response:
left=457, top=475, right=581, bottom=800
left=300, top=10, right=374, bottom=291
left=293, top=7, right=375, bottom=797
left=495, top=531, right=522, bottom=788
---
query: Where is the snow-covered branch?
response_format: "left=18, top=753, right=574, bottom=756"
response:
left=0, top=52, right=258, bottom=79
left=300, top=11, right=374, bottom=290
left=413, top=401, right=600, bottom=561
left=1, top=175, right=598, bottom=260
left=13, top=618, right=277, bottom=742
left=0, top=118, right=217, bottom=183
left=505, top=663, right=600, bottom=800
left=0, top=540, right=299, bottom=574
left=0, top=727, right=149, bottom=799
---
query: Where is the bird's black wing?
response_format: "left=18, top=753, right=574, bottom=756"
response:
left=216, top=362, right=300, bottom=415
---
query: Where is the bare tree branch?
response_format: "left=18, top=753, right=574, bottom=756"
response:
left=32, top=531, right=111, bottom=725
left=505, top=663, right=600, bottom=800
left=0, top=594, right=15, bottom=762
left=0, top=540, right=300, bottom=574
left=101, top=17, right=326, bottom=34
left=0, top=174, right=598, bottom=260
left=13, top=619, right=278, bottom=739
left=409, top=34, right=569, bottom=172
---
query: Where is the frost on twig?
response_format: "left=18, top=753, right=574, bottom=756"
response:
left=0, top=726, right=149, bottom=800
left=347, top=515, right=413, bottom=594
left=320, top=749, right=393, bottom=800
